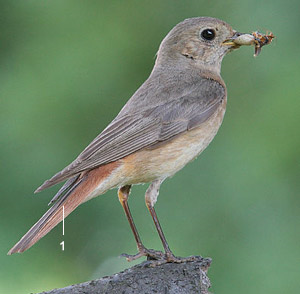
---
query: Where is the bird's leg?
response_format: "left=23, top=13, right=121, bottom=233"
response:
left=145, top=180, right=177, bottom=262
left=145, top=180, right=198, bottom=264
left=118, top=185, right=164, bottom=262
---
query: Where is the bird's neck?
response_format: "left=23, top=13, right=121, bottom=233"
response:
left=154, top=53, right=222, bottom=77
left=152, top=57, right=222, bottom=82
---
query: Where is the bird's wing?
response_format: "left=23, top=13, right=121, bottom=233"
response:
left=36, top=78, right=225, bottom=192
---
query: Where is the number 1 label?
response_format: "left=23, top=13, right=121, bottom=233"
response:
left=60, top=206, right=65, bottom=251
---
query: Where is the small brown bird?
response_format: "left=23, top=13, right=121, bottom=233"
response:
left=8, top=17, right=267, bottom=261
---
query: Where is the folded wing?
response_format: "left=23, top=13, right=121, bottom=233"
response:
left=36, top=78, right=225, bottom=192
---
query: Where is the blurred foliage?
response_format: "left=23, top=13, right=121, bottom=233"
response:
left=1, top=1, right=299, bottom=293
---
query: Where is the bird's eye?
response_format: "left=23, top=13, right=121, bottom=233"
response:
left=201, top=29, right=216, bottom=41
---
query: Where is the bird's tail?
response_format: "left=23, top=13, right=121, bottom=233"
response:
left=7, top=161, right=120, bottom=255
left=7, top=162, right=119, bottom=255
left=7, top=175, right=88, bottom=255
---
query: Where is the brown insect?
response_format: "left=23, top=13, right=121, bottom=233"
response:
left=229, top=31, right=275, bottom=56
left=252, top=31, right=275, bottom=56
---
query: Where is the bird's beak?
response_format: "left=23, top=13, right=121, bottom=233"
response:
left=222, top=31, right=255, bottom=48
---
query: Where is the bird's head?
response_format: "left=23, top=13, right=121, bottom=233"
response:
left=156, top=17, right=246, bottom=73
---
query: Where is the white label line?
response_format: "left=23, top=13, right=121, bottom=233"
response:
left=62, top=205, right=65, bottom=236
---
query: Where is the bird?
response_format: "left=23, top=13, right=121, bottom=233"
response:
left=8, top=17, right=254, bottom=261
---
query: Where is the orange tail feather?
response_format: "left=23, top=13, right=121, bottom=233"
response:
left=8, top=176, right=87, bottom=254
left=8, top=161, right=119, bottom=255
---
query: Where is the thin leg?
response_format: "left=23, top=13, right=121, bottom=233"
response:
left=118, top=185, right=164, bottom=262
left=118, top=185, right=143, bottom=249
left=146, top=204, right=173, bottom=257
left=145, top=180, right=197, bottom=263
left=145, top=180, right=176, bottom=261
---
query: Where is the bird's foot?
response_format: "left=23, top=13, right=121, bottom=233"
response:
left=164, top=252, right=199, bottom=263
left=121, top=247, right=165, bottom=262
left=145, top=253, right=206, bottom=267
left=121, top=247, right=201, bottom=266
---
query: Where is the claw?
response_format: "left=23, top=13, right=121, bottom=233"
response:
left=121, top=248, right=165, bottom=262
left=121, top=246, right=202, bottom=267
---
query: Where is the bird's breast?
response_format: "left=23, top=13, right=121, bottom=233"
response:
left=120, top=98, right=227, bottom=185
left=85, top=98, right=226, bottom=200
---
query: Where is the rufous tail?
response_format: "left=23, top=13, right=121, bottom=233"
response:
left=8, top=160, right=120, bottom=255
left=8, top=174, right=91, bottom=255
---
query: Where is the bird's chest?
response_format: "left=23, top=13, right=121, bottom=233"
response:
left=121, top=100, right=227, bottom=184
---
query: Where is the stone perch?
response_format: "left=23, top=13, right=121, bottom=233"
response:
left=39, top=256, right=212, bottom=294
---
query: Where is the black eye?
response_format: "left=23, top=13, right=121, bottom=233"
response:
left=201, top=29, right=216, bottom=41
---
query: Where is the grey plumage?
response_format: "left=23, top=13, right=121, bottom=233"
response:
left=36, top=75, right=225, bottom=192
left=35, top=17, right=233, bottom=193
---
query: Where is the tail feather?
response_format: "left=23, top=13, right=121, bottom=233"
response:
left=34, top=165, right=82, bottom=194
left=8, top=160, right=120, bottom=255
left=8, top=175, right=87, bottom=255
left=48, top=175, right=80, bottom=206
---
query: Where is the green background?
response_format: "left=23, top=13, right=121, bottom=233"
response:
left=1, top=1, right=299, bottom=293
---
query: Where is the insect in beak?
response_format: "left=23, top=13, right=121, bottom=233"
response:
left=223, top=31, right=275, bottom=56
